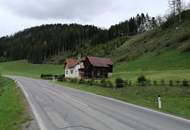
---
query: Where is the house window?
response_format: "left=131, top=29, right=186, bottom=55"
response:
left=71, top=70, right=74, bottom=74
left=66, top=70, right=68, bottom=74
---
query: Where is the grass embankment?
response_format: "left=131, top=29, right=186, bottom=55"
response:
left=59, top=81, right=190, bottom=119
left=0, top=60, right=64, bottom=78
left=112, top=49, right=190, bottom=82
left=0, top=76, right=29, bottom=130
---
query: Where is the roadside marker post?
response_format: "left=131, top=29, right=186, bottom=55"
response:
left=158, top=95, right=162, bottom=109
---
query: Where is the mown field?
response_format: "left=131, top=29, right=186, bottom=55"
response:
left=0, top=60, right=64, bottom=78
left=0, top=76, right=29, bottom=130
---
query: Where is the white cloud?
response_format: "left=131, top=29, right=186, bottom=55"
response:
left=0, top=0, right=113, bottom=20
left=1, top=0, right=189, bottom=36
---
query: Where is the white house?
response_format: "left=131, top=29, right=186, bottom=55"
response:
left=64, top=58, right=83, bottom=79
left=64, top=57, right=113, bottom=79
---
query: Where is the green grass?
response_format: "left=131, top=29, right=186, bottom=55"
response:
left=58, top=81, right=190, bottom=119
left=0, top=60, right=64, bottom=78
left=0, top=77, right=29, bottom=130
left=112, top=18, right=190, bottom=63
left=111, top=50, right=190, bottom=82
left=114, top=50, right=190, bottom=71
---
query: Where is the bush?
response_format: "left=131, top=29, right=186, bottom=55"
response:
left=70, top=78, right=78, bottom=83
left=146, top=80, right=151, bottom=86
left=57, top=74, right=65, bottom=82
left=123, top=80, right=128, bottom=86
left=153, top=80, right=158, bottom=86
left=177, top=33, right=190, bottom=43
left=106, top=80, right=114, bottom=88
left=115, top=78, right=124, bottom=88
left=160, top=79, right=166, bottom=86
left=100, top=79, right=107, bottom=87
left=137, top=75, right=147, bottom=86
left=78, top=79, right=85, bottom=84
left=182, top=80, right=189, bottom=87
left=128, top=80, right=132, bottom=86
left=176, top=80, right=181, bottom=86
left=40, top=74, right=53, bottom=80
left=169, top=80, right=174, bottom=86
left=87, top=79, right=95, bottom=86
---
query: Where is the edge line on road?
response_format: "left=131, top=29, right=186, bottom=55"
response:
left=15, top=80, right=47, bottom=130
left=58, top=83, right=190, bottom=124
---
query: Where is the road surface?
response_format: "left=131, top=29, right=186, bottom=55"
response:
left=10, top=76, right=190, bottom=130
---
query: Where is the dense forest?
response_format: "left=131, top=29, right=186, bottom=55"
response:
left=0, top=13, right=162, bottom=64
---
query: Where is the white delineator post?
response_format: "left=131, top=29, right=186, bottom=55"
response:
left=158, top=95, right=162, bottom=109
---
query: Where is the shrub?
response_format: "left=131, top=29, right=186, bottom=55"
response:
left=70, top=78, right=78, bottom=83
left=106, top=80, right=114, bottom=88
left=100, top=79, right=107, bottom=87
left=169, top=80, right=174, bottom=86
left=94, top=81, right=101, bottom=86
left=123, top=80, right=128, bottom=86
left=40, top=74, right=53, bottom=80
left=160, top=79, right=166, bottom=86
left=177, top=33, right=190, bottom=43
left=153, top=80, right=158, bottom=86
left=182, top=80, right=189, bottom=87
left=137, top=75, right=147, bottom=86
left=78, top=79, right=85, bottom=84
left=115, top=78, right=124, bottom=88
left=176, top=80, right=181, bottom=86
left=128, top=80, right=132, bottom=86
left=146, top=80, right=151, bottom=86
left=57, top=74, right=65, bottom=82
left=87, top=79, right=95, bottom=86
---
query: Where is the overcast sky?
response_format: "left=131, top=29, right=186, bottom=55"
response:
left=0, top=0, right=190, bottom=37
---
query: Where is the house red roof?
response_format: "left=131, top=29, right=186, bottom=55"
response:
left=87, top=56, right=113, bottom=67
left=65, top=58, right=78, bottom=68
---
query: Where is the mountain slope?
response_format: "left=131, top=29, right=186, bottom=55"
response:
left=112, top=11, right=190, bottom=63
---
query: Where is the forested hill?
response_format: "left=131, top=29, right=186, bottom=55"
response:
left=0, top=24, right=106, bottom=63
left=0, top=13, right=157, bottom=64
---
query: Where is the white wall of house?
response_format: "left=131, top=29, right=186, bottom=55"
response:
left=65, top=64, right=81, bottom=79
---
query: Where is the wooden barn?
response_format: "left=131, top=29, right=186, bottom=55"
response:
left=64, top=56, right=113, bottom=79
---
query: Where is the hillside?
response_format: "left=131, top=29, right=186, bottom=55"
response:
left=0, top=13, right=157, bottom=64
left=112, top=10, right=190, bottom=63
left=0, top=10, right=190, bottom=82
left=108, top=10, right=190, bottom=82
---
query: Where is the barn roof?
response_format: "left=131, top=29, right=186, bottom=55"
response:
left=87, top=56, right=113, bottom=67
left=65, top=58, right=79, bottom=68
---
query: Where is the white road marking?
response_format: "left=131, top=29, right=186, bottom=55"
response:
left=15, top=80, right=48, bottom=130
left=74, top=87, right=190, bottom=124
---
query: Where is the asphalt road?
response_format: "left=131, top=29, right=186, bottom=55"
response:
left=10, top=76, right=190, bottom=130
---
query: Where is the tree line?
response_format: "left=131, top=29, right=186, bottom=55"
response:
left=0, top=13, right=165, bottom=64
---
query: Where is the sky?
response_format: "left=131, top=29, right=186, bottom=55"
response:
left=0, top=0, right=190, bottom=37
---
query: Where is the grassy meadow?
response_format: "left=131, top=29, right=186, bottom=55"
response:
left=111, top=49, right=190, bottom=82
left=0, top=60, right=64, bottom=78
left=0, top=77, right=29, bottom=130
left=0, top=49, right=190, bottom=82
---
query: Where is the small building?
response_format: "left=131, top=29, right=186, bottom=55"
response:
left=64, top=58, right=81, bottom=79
left=64, top=56, right=113, bottom=79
